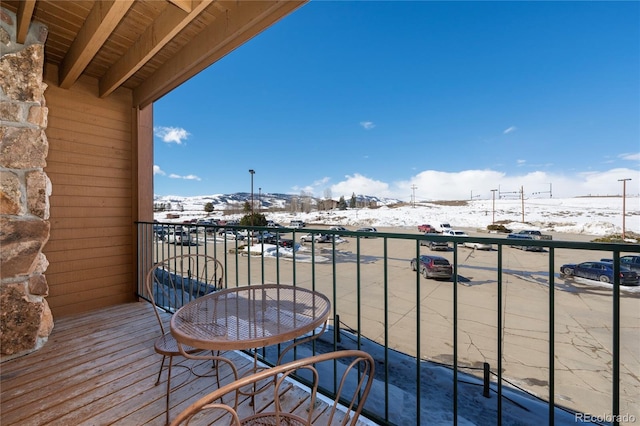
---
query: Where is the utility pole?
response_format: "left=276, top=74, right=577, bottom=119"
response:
left=249, top=169, right=255, bottom=227
left=491, top=189, right=497, bottom=224
left=521, top=185, right=525, bottom=223
left=258, top=187, right=261, bottom=213
left=618, top=178, right=631, bottom=239
left=411, top=185, right=417, bottom=208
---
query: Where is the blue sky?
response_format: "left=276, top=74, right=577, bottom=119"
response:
left=153, top=0, right=640, bottom=202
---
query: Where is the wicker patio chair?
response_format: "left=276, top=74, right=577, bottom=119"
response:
left=169, top=349, right=375, bottom=426
left=145, top=253, right=230, bottom=425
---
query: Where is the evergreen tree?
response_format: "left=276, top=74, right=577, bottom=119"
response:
left=240, top=213, right=267, bottom=227
left=337, top=196, right=347, bottom=210
left=350, top=193, right=357, bottom=208
left=204, top=202, right=214, bottom=213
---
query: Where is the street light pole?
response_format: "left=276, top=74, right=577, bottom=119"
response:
left=259, top=187, right=261, bottom=213
left=491, top=189, right=498, bottom=224
left=618, top=178, right=631, bottom=239
left=249, top=169, right=255, bottom=227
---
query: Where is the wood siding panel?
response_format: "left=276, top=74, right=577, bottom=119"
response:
left=44, top=66, right=137, bottom=317
left=46, top=129, right=131, bottom=155
left=45, top=163, right=132, bottom=181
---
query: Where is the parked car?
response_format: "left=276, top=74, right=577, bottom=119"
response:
left=508, top=230, right=553, bottom=240
left=442, top=230, right=468, bottom=237
left=356, top=227, right=377, bottom=237
left=254, top=231, right=275, bottom=242
left=420, top=236, right=448, bottom=251
left=167, top=230, right=191, bottom=245
left=267, top=222, right=284, bottom=229
left=618, top=255, right=640, bottom=273
left=434, top=223, right=452, bottom=233
left=461, top=236, right=493, bottom=250
left=329, top=226, right=348, bottom=232
left=263, top=236, right=294, bottom=248
left=410, top=255, right=453, bottom=280
left=300, top=233, right=329, bottom=243
left=418, top=224, right=437, bottom=233
left=276, top=238, right=295, bottom=248
left=290, top=220, right=305, bottom=229
left=506, top=233, right=545, bottom=252
left=221, top=230, right=245, bottom=240
left=560, top=261, right=639, bottom=286
left=154, top=229, right=169, bottom=241
left=357, top=227, right=376, bottom=232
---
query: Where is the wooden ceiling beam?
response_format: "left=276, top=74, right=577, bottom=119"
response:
left=99, top=0, right=212, bottom=98
left=168, top=0, right=193, bottom=13
left=16, top=0, right=36, bottom=44
left=133, top=0, right=307, bottom=107
left=59, top=0, right=135, bottom=89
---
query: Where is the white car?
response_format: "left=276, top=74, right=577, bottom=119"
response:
left=356, top=227, right=377, bottom=238
left=442, top=230, right=467, bottom=237
left=434, top=223, right=452, bottom=233
left=300, top=233, right=328, bottom=243
left=221, top=230, right=245, bottom=240
left=443, top=230, right=492, bottom=250
left=167, top=230, right=191, bottom=245
left=463, top=241, right=493, bottom=250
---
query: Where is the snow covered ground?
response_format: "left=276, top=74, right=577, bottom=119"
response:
left=156, top=196, right=640, bottom=237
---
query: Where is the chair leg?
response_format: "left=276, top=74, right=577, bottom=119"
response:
left=211, top=350, right=221, bottom=388
left=156, top=355, right=167, bottom=386
left=165, top=355, right=174, bottom=426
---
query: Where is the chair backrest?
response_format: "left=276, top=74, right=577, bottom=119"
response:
left=170, top=349, right=375, bottom=426
left=145, top=254, right=223, bottom=335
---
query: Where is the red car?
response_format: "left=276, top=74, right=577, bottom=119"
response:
left=418, top=224, right=436, bottom=233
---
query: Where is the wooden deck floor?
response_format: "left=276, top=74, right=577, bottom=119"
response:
left=0, top=302, right=370, bottom=426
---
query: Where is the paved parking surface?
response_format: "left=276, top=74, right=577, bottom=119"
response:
left=158, top=225, right=640, bottom=421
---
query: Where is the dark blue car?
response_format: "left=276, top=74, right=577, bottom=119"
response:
left=560, top=261, right=639, bottom=286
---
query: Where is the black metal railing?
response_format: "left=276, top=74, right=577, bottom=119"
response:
left=136, top=221, right=639, bottom=425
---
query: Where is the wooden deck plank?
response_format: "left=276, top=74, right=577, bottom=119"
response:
left=0, top=302, right=372, bottom=426
left=0, top=315, right=158, bottom=402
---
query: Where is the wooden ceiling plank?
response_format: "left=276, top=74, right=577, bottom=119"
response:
left=133, top=0, right=306, bottom=107
left=99, top=0, right=213, bottom=98
left=16, top=0, right=36, bottom=44
left=168, top=0, right=193, bottom=13
left=59, top=0, right=135, bottom=89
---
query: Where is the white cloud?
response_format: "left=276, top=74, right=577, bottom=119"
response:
left=330, top=173, right=392, bottom=198
left=517, top=159, right=526, bottom=165
left=503, top=126, right=517, bottom=134
left=154, top=126, right=190, bottom=145
left=360, top=121, right=376, bottom=130
left=169, top=173, right=201, bottom=181
left=313, top=177, right=330, bottom=187
left=291, top=177, right=332, bottom=196
left=323, top=168, right=640, bottom=201
left=620, top=152, right=640, bottom=161
left=153, top=165, right=166, bottom=175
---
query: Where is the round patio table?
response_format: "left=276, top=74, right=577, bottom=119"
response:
left=170, top=284, right=331, bottom=352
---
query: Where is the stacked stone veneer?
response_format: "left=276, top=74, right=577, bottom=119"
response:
left=0, top=8, right=52, bottom=361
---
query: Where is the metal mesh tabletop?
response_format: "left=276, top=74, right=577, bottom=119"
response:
left=170, top=284, right=331, bottom=351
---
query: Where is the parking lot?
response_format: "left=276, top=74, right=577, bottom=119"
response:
left=155, top=225, right=639, bottom=421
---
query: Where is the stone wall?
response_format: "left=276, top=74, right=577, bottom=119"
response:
left=0, top=8, right=52, bottom=361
